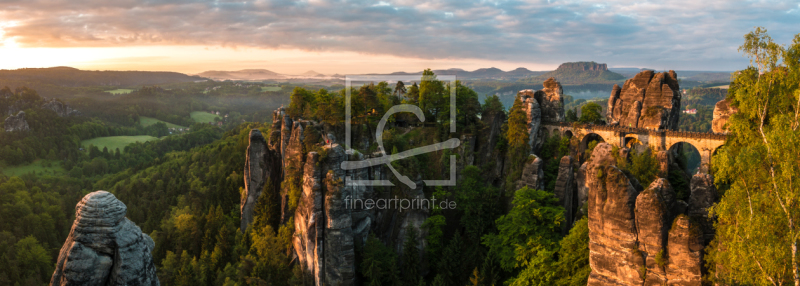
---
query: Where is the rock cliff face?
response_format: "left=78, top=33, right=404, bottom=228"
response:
left=554, top=155, right=576, bottom=234
left=50, top=191, right=159, bottom=286
left=42, top=99, right=78, bottom=117
left=516, top=154, right=545, bottom=192
left=537, top=77, right=566, bottom=123
left=475, top=106, right=506, bottom=185
left=517, top=89, right=542, bottom=154
left=240, top=129, right=282, bottom=232
left=4, top=111, right=30, bottom=132
left=607, top=70, right=681, bottom=130
left=712, top=98, right=737, bottom=133
left=581, top=143, right=705, bottom=286
left=688, top=173, right=717, bottom=245
left=245, top=107, right=401, bottom=285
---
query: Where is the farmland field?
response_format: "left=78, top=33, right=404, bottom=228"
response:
left=106, top=88, right=134, bottom=95
left=261, top=86, right=281, bottom=92
left=81, top=135, right=160, bottom=153
left=191, top=111, right=220, bottom=123
left=139, top=116, right=186, bottom=128
left=2, top=160, right=66, bottom=176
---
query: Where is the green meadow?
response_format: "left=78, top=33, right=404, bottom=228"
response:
left=2, top=160, right=66, bottom=177
left=139, top=116, right=186, bottom=128
left=106, top=88, right=134, bottom=95
left=81, top=135, right=160, bottom=153
left=191, top=111, right=220, bottom=123
left=261, top=86, right=281, bottom=92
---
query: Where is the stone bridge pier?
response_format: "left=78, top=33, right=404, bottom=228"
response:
left=541, top=122, right=727, bottom=174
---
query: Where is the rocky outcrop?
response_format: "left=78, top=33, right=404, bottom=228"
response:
left=42, top=99, right=78, bottom=117
left=584, top=143, right=644, bottom=286
left=4, top=111, right=30, bottom=132
left=635, top=179, right=673, bottom=285
left=50, top=191, right=159, bottom=286
left=240, top=129, right=282, bottom=232
left=606, top=70, right=681, bottom=130
left=516, top=154, right=545, bottom=192
left=475, top=107, right=506, bottom=185
left=517, top=89, right=542, bottom=154
left=712, top=98, right=737, bottom=133
left=688, top=173, right=717, bottom=245
left=246, top=107, right=394, bottom=285
left=554, top=155, right=575, bottom=234
left=557, top=62, right=608, bottom=71
left=583, top=143, right=709, bottom=286
left=537, top=77, right=565, bottom=123
left=666, top=215, right=704, bottom=285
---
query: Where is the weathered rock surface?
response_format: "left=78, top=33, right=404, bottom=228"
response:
left=606, top=70, right=681, bottom=130
left=50, top=191, right=159, bottom=286
left=240, top=129, right=282, bottom=232
left=475, top=107, right=506, bottom=185
left=42, top=99, right=78, bottom=117
left=584, top=143, right=644, bottom=286
left=4, top=111, right=30, bottom=132
left=554, top=155, right=575, bottom=234
left=712, top=98, right=737, bottom=133
left=688, top=173, right=717, bottom=245
left=584, top=143, right=712, bottom=285
left=516, top=154, right=545, bottom=191
left=636, top=179, right=673, bottom=285
left=536, top=77, right=565, bottom=123
left=666, top=215, right=704, bottom=286
left=517, top=89, right=542, bottom=154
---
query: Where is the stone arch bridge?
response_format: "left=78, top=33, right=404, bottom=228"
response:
left=541, top=121, right=728, bottom=173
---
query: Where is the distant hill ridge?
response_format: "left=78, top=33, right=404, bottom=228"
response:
left=520, top=61, right=625, bottom=85
left=557, top=61, right=608, bottom=71
left=0, top=67, right=205, bottom=87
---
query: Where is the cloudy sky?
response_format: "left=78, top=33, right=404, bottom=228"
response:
left=0, top=0, right=798, bottom=74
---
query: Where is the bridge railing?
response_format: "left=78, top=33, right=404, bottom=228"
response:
left=541, top=121, right=728, bottom=140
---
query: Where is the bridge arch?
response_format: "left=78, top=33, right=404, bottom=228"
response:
left=667, top=142, right=702, bottom=175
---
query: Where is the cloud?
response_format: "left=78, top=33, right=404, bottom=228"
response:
left=1, top=0, right=798, bottom=70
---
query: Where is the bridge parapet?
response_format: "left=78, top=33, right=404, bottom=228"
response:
left=542, top=121, right=728, bottom=141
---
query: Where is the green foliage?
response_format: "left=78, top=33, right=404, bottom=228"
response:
left=565, top=108, right=578, bottom=122
left=437, top=231, right=468, bottom=286
left=401, top=225, right=420, bottom=285
left=482, top=187, right=564, bottom=275
left=655, top=249, right=667, bottom=268
left=540, top=135, right=571, bottom=192
left=617, top=147, right=659, bottom=187
left=551, top=217, right=591, bottom=286
left=504, top=96, right=531, bottom=189
left=707, top=28, right=800, bottom=286
left=578, top=102, right=603, bottom=124
left=361, top=233, right=399, bottom=286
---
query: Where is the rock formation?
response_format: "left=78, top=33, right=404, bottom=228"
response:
left=554, top=155, right=575, bottom=234
left=688, top=173, right=717, bottom=245
left=557, top=62, right=608, bottom=71
left=537, top=77, right=565, bottom=122
left=50, top=191, right=159, bottom=286
left=712, top=98, right=737, bottom=133
left=582, top=143, right=705, bottom=286
left=666, top=215, right=704, bottom=285
left=42, top=99, right=78, bottom=117
left=606, top=70, right=682, bottom=130
left=4, top=111, right=30, bottom=132
left=240, top=129, right=282, bottom=232
left=635, top=179, right=674, bottom=285
left=475, top=107, right=506, bottom=185
left=516, top=154, right=545, bottom=192
left=245, top=107, right=396, bottom=285
left=517, top=89, right=542, bottom=154
left=583, top=143, right=644, bottom=286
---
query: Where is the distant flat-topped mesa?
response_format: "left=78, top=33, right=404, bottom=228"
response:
left=50, top=191, right=159, bottom=286
left=557, top=61, right=608, bottom=71
left=607, top=70, right=682, bottom=130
